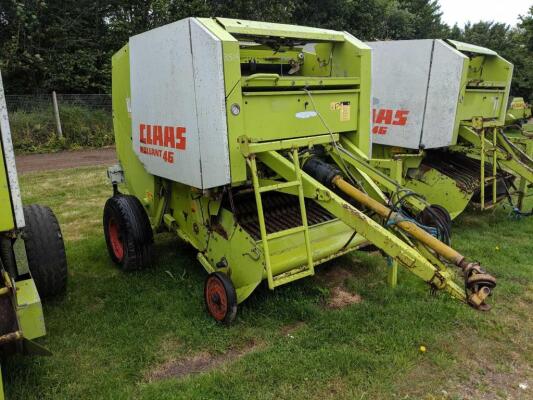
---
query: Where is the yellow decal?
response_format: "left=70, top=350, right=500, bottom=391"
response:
left=340, top=104, right=351, bottom=122
left=330, top=102, right=340, bottom=111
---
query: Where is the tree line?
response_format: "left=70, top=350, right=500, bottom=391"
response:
left=0, top=0, right=532, bottom=99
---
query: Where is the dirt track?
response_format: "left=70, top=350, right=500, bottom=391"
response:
left=15, top=147, right=117, bottom=174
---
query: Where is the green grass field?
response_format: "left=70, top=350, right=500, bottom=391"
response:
left=4, top=166, right=532, bottom=399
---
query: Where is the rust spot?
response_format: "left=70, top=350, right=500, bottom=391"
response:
left=211, top=222, right=228, bottom=240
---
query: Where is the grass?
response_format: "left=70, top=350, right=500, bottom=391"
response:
left=9, top=106, right=114, bottom=154
left=4, top=166, right=532, bottom=399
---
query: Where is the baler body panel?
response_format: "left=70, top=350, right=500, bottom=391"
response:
left=129, top=18, right=230, bottom=189
left=126, top=18, right=371, bottom=190
left=369, top=39, right=512, bottom=150
left=0, top=71, right=24, bottom=231
left=370, top=39, right=433, bottom=149
left=215, top=17, right=346, bottom=42
left=111, top=45, right=156, bottom=205
left=0, top=136, right=15, bottom=232
left=241, top=89, right=359, bottom=141
left=423, top=40, right=467, bottom=149
left=370, top=39, right=466, bottom=150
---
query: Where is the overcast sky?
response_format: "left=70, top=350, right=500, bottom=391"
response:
left=439, top=0, right=532, bottom=27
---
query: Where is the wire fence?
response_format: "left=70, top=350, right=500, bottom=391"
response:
left=5, top=93, right=112, bottom=112
left=6, top=93, right=114, bottom=153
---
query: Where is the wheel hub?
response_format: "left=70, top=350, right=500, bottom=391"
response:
left=108, top=219, right=124, bottom=261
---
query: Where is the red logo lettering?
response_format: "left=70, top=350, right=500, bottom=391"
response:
left=146, top=125, right=153, bottom=145
left=392, top=110, right=409, bottom=126
left=138, top=123, right=187, bottom=163
left=375, top=109, right=393, bottom=125
left=372, top=108, right=410, bottom=135
left=140, top=123, right=147, bottom=143
left=175, top=127, right=186, bottom=150
left=164, top=126, right=175, bottom=148
left=372, top=125, right=388, bottom=135
left=153, top=125, right=163, bottom=146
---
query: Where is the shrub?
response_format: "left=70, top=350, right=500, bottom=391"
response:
left=9, top=105, right=114, bottom=154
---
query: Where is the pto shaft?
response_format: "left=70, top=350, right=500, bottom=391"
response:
left=332, top=176, right=466, bottom=266
left=303, top=156, right=497, bottom=309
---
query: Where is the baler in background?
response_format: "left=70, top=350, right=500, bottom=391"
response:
left=366, top=39, right=533, bottom=218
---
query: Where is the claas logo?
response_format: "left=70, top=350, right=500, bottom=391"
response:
left=139, top=123, right=186, bottom=164
left=139, top=123, right=186, bottom=150
left=372, top=109, right=409, bottom=135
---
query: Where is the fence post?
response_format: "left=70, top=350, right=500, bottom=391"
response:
left=52, top=91, right=63, bottom=139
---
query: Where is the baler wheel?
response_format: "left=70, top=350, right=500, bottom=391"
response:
left=103, top=195, right=153, bottom=271
left=0, top=237, right=18, bottom=278
left=23, top=204, right=68, bottom=298
left=204, top=272, right=237, bottom=325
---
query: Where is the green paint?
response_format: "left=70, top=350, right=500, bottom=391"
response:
left=15, top=278, right=46, bottom=340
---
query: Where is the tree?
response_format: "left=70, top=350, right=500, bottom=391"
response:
left=397, top=0, right=448, bottom=38
left=519, top=5, right=533, bottom=51
left=448, top=20, right=533, bottom=100
left=0, top=0, right=111, bottom=93
left=517, top=6, right=533, bottom=100
left=0, top=0, right=531, bottom=98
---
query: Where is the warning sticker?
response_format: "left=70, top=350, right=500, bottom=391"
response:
left=340, top=104, right=351, bottom=122
left=330, top=101, right=351, bottom=121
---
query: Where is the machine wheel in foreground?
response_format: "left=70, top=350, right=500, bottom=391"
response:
left=23, top=204, right=68, bottom=298
left=103, top=194, right=154, bottom=270
left=204, top=272, right=238, bottom=324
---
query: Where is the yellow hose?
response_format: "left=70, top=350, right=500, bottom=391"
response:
left=332, top=176, right=465, bottom=266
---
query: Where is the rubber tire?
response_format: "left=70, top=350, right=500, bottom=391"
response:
left=0, top=237, right=18, bottom=278
left=103, top=194, right=153, bottom=271
left=23, top=204, right=68, bottom=298
left=204, top=272, right=238, bottom=325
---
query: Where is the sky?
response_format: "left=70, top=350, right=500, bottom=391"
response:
left=439, top=0, right=532, bottom=27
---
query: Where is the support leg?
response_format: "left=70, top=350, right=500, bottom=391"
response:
left=387, top=257, right=398, bottom=288
left=517, top=176, right=527, bottom=211
left=518, top=141, right=533, bottom=210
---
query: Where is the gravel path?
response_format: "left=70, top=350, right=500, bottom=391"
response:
left=15, top=147, right=117, bottom=174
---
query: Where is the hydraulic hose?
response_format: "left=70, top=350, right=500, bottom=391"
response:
left=333, top=176, right=465, bottom=266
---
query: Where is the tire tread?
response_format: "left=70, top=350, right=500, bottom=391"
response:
left=23, top=204, right=68, bottom=298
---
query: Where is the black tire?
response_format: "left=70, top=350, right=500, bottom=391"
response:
left=0, top=237, right=18, bottom=278
left=204, top=272, right=237, bottom=325
left=23, top=204, right=68, bottom=298
left=417, top=204, right=452, bottom=244
left=103, top=194, right=153, bottom=271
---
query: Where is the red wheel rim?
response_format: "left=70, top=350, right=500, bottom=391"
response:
left=108, top=218, right=124, bottom=261
left=205, top=276, right=228, bottom=321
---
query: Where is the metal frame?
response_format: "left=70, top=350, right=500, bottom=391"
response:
left=0, top=71, right=25, bottom=230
